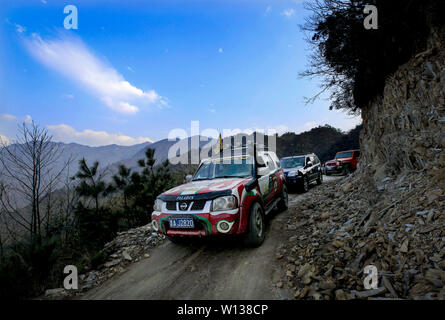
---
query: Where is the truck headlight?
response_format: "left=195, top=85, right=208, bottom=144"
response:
left=152, top=219, right=159, bottom=231
left=211, top=196, right=238, bottom=212
left=153, top=199, right=164, bottom=211
left=287, top=171, right=297, bottom=177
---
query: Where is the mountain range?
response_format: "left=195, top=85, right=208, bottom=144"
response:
left=1, top=124, right=361, bottom=183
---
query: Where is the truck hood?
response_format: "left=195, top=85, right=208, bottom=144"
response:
left=336, top=157, right=353, bottom=162
left=283, top=166, right=303, bottom=173
left=161, top=177, right=250, bottom=197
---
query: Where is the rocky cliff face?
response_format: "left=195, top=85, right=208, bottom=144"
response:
left=277, top=28, right=445, bottom=300
left=359, top=28, right=445, bottom=181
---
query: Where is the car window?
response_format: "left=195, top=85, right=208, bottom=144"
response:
left=280, top=157, right=305, bottom=168
left=269, top=152, right=281, bottom=169
left=336, top=151, right=353, bottom=158
left=258, top=155, right=270, bottom=174
left=266, top=154, right=276, bottom=171
left=193, top=157, right=254, bottom=180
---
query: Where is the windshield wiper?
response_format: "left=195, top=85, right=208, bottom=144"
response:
left=215, top=175, right=249, bottom=179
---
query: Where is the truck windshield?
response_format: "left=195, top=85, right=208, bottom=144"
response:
left=336, top=152, right=353, bottom=158
left=280, top=157, right=305, bottom=169
left=193, top=157, right=253, bottom=180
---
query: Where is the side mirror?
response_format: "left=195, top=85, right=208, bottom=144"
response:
left=257, top=167, right=269, bottom=176
left=305, top=161, right=312, bottom=168
left=186, top=174, right=193, bottom=182
left=244, top=179, right=258, bottom=192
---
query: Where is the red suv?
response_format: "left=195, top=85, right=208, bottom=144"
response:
left=324, top=150, right=360, bottom=175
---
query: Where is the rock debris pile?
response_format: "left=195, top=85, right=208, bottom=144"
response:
left=277, top=171, right=445, bottom=300
left=44, top=223, right=165, bottom=299
left=78, top=223, right=165, bottom=291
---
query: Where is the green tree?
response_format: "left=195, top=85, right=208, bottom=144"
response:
left=74, top=158, right=117, bottom=250
left=110, top=149, right=173, bottom=227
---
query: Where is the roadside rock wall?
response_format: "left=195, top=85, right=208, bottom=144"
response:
left=359, top=28, right=445, bottom=181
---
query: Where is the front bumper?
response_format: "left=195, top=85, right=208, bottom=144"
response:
left=284, top=175, right=303, bottom=184
left=325, top=165, right=343, bottom=173
left=151, top=210, right=240, bottom=237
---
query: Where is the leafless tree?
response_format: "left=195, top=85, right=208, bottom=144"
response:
left=0, top=122, right=71, bottom=244
left=0, top=180, right=5, bottom=262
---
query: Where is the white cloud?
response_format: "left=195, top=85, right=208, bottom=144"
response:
left=0, top=114, right=17, bottom=121
left=268, top=125, right=290, bottom=135
left=264, top=6, right=272, bottom=16
left=24, top=33, right=167, bottom=114
left=41, top=0, right=47, bottom=4
left=218, top=48, right=223, bottom=53
left=295, top=121, right=318, bottom=133
left=5, top=19, right=26, bottom=33
left=208, top=108, right=216, bottom=113
left=282, top=8, right=295, bottom=18
left=0, top=134, right=10, bottom=146
left=0, top=114, right=33, bottom=144
left=61, top=93, right=74, bottom=99
left=15, top=23, right=26, bottom=33
left=325, top=112, right=362, bottom=132
left=47, top=124, right=153, bottom=147
left=268, top=114, right=362, bottom=137
left=0, top=113, right=31, bottom=123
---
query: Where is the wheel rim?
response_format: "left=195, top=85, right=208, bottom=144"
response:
left=254, top=206, right=263, bottom=237
left=304, top=178, right=308, bottom=191
left=283, top=187, right=288, bottom=206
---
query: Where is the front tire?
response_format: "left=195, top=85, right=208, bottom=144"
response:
left=244, top=202, right=265, bottom=247
left=300, top=176, right=309, bottom=193
left=278, top=184, right=289, bottom=211
left=316, top=173, right=323, bottom=185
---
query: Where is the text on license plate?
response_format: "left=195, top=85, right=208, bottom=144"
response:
left=169, top=218, right=194, bottom=229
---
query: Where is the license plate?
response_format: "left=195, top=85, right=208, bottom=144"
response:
left=169, top=218, right=194, bottom=229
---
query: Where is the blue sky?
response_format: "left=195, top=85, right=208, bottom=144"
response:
left=0, top=0, right=361, bottom=146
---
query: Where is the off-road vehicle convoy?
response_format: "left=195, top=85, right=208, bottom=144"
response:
left=325, top=149, right=360, bottom=175
left=151, top=144, right=288, bottom=247
left=279, top=153, right=323, bottom=192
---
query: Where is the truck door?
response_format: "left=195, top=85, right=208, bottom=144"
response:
left=264, top=153, right=278, bottom=201
left=257, top=154, right=275, bottom=205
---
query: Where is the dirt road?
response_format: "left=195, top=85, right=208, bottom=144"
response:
left=83, top=175, right=341, bottom=300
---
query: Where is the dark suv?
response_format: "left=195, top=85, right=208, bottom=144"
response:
left=279, top=153, right=323, bottom=192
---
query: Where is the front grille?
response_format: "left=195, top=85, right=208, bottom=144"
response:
left=191, top=200, right=206, bottom=210
left=165, top=200, right=207, bottom=211
left=166, top=201, right=176, bottom=210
